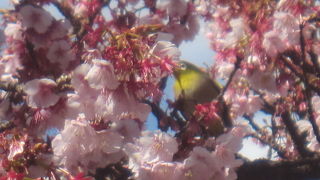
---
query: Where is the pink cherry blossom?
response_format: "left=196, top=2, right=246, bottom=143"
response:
left=181, top=147, right=219, bottom=180
left=214, top=61, right=235, bottom=79
left=262, top=30, right=287, bottom=58
left=49, top=20, right=72, bottom=40
left=150, top=41, right=181, bottom=61
left=220, top=17, right=249, bottom=48
left=131, top=161, right=183, bottom=180
left=85, top=59, right=120, bottom=90
left=157, top=0, right=188, bottom=17
left=112, top=119, right=141, bottom=142
left=104, top=89, right=151, bottom=122
left=216, top=128, right=244, bottom=153
left=124, top=130, right=178, bottom=177
left=71, top=64, right=95, bottom=97
left=195, top=0, right=209, bottom=15
left=24, top=78, right=60, bottom=108
left=8, top=139, right=25, bottom=161
left=312, top=95, right=320, bottom=126
left=229, top=93, right=262, bottom=118
left=0, top=0, right=319, bottom=179
left=4, top=23, right=24, bottom=41
left=74, top=3, right=89, bottom=18
left=46, top=40, right=75, bottom=70
left=248, top=70, right=278, bottom=93
left=52, top=118, right=124, bottom=174
left=165, top=15, right=200, bottom=45
left=149, top=162, right=183, bottom=180
left=273, top=11, right=300, bottom=46
left=19, top=5, right=53, bottom=34
left=0, top=54, right=23, bottom=75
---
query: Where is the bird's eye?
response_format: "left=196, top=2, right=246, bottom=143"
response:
left=179, top=63, right=187, bottom=70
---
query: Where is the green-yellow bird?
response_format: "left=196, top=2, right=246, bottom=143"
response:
left=173, top=60, right=224, bottom=136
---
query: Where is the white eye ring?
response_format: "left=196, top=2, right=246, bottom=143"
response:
left=179, top=63, right=187, bottom=70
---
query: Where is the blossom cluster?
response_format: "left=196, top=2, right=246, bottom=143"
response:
left=124, top=127, right=245, bottom=180
left=197, top=0, right=320, bottom=157
left=0, top=0, right=248, bottom=179
left=0, top=1, right=183, bottom=178
left=0, top=0, right=318, bottom=179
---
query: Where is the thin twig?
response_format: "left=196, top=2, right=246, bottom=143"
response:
left=217, top=56, right=243, bottom=127
left=218, top=56, right=242, bottom=99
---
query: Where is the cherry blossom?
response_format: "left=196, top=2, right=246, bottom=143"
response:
left=46, top=40, right=75, bottom=70
left=157, top=0, right=188, bottom=17
left=4, top=23, right=24, bottom=41
left=150, top=41, right=181, bottom=62
left=148, top=162, right=183, bottom=180
left=214, top=61, right=235, bottom=80
left=23, top=78, right=60, bottom=108
left=19, top=5, right=53, bottom=34
left=124, top=131, right=178, bottom=178
left=0, top=0, right=319, bottom=179
left=112, top=118, right=141, bottom=142
left=312, top=95, right=320, bottom=126
left=262, top=30, right=287, bottom=58
left=0, top=54, right=23, bottom=75
left=248, top=70, right=278, bottom=93
left=85, top=59, right=120, bottom=90
left=52, top=118, right=124, bottom=174
left=8, top=139, right=25, bottom=161
left=181, top=147, right=219, bottom=180
left=272, top=11, right=300, bottom=46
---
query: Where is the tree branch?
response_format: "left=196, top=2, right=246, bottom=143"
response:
left=298, top=24, right=320, bottom=144
left=281, top=111, right=314, bottom=158
left=238, top=156, right=320, bottom=180
left=280, top=53, right=320, bottom=96
left=217, top=56, right=243, bottom=127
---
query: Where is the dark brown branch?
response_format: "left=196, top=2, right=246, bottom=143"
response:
left=51, top=2, right=82, bottom=35
left=52, top=0, right=111, bottom=41
left=142, top=99, right=169, bottom=131
left=305, top=86, right=320, bottom=143
left=217, top=56, right=243, bottom=127
left=93, top=160, right=132, bottom=180
left=280, top=54, right=320, bottom=96
left=281, top=111, right=314, bottom=158
left=238, top=156, right=320, bottom=180
left=218, top=56, right=242, bottom=99
left=298, top=24, right=320, bottom=144
left=244, top=107, right=286, bottom=159
left=243, top=114, right=260, bottom=132
left=308, top=51, right=320, bottom=77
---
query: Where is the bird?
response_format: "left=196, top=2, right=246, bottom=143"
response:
left=173, top=60, right=224, bottom=136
